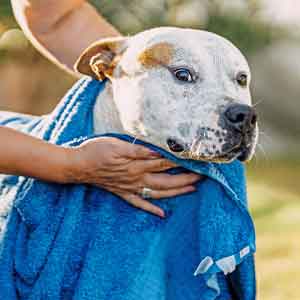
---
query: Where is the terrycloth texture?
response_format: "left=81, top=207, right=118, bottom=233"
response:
left=0, top=77, right=256, bottom=300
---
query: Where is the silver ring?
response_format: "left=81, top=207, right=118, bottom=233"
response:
left=141, top=187, right=153, bottom=199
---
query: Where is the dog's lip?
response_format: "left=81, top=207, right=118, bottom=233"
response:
left=236, top=143, right=254, bottom=161
left=237, top=151, right=248, bottom=162
left=212, top=148, right=242, bottom=162
left=170, top=132, right=255, bottom=162
left=181, top=140, right=251, bottom=162
left=180, top=147, right=241, bottom=162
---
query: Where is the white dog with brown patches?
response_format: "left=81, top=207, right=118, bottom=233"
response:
left=75, top=27, right=258, bottom=163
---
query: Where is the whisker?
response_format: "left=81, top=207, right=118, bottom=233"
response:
left=252, top=99, right=264, bottom=107
left=191, top=138, right=198, bottom=154
left=252, top=151, right=259, bottom=167
left=257, top=142, right=269, bottom=164
left=259, top=131, right=273, bottom=143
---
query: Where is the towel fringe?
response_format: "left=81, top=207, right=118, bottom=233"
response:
left=193, top=244, right=255, bottom=299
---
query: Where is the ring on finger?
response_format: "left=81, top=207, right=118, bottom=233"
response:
left=140, top=187, right=153, bottom=199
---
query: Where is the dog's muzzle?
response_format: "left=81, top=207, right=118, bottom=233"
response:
left=166, top=104, right=258, bottom=162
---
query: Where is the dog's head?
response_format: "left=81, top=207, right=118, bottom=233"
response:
left=75, top=27, right=258, bottom=162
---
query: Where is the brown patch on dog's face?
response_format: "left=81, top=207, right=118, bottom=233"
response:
left=138, top=42, right=174, bottom=68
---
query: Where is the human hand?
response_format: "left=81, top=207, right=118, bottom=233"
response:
left=68, top=137, right=203, bottom=218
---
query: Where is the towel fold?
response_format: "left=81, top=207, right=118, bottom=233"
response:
left=0, top=77, right=256, bottom=300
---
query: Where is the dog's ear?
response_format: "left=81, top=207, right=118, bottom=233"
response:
left=74, top=37, right=128, bottom=80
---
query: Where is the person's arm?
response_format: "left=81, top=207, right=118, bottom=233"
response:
left=0, top=126, right=201, bottom=217
left=0, top=126, right=75, bottom=183
left=11, top=0, right=121, bottom=75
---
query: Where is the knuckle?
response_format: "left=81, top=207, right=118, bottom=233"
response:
left=146, top=177, right=163, bottom=190
left=127, top=165, right=139, bottom=176
left=132, top=200, right=144, bottom=210
left=136, top=182, right=144, bottom=192
left=140, top=173, right=151, bottom=184
left=157, top=177, right=173, bottom=188
left=173, top=174, right=191, bottom=184
left=136, top=146, right=146, bottom=155
left=133, top=146, right=147, bottom=158
left=124, top=193, right=136, bottom=204
left=159, top=159, right=169, bottom=168
left=108, top=142, right=120, bottom=153
left=149, top=190, right=160, bottom=199
left=186, top=174, right=200, bottom=183
left=142, top=173, right=152, bottom=185
left=155, top=182, right=165, bottom=190
left=129, top=147, right=138, bottom=158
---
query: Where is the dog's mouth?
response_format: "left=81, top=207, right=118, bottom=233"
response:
left=166, top=131, right=257, bottom=163
left=213, top=142, right=254, bottom=162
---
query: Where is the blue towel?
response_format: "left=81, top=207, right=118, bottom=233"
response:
left=0, top=77, right=256, bottom=300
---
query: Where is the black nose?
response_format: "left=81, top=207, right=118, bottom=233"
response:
left=166, top=138, right=185, bottom=153
left=224, top=104, right=257, bottom=133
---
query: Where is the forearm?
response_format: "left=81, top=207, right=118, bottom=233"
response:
left=0, top=126, right=74, bottom=183
left=11, top=0, right=121, bottom=73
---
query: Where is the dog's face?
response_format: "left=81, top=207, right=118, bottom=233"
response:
left=75, top=27, right=258, bottom=162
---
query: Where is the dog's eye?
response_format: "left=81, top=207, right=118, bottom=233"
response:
left=236, top=72, right=248, bottom=87
left=173, top=68, right=194, bottom=82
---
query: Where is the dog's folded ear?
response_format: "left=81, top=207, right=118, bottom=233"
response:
left=74, top=37, right=128, bottom=81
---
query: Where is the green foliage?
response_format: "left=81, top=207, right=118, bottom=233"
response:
left=0, top=0, right=286, bottom=55
left=0, top=0, right=14, bottom=25
left=205, top=13, right=283, bottom=56
left=0, top=0, right=12, bottom=16
left=90, top=0, right=285, bottom=55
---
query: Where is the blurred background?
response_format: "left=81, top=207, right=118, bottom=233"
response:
left=0, top=1, right=299, bottom=299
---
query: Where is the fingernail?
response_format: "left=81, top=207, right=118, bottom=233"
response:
left=188, top=186, right=196, bottom=192
left=158, top=210, right=165, bottom=218
left=149, top=151, right=161, bottom=157
left=149, top=149, right=159, bottom=154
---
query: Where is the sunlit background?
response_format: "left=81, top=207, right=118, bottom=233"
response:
left=0, top=1, right=299, bottom=299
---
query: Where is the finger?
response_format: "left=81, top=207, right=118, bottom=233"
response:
left=143, top=172, right=203, bottom=190
left=149, top=185, right=196, bottom=199
left=120, top=193, right=165, bottom=218
left=132, top=158, right=178, bottom=174
left=102, top=186, right=164, bottom=217
left=123, top=143, right=161, bottom=160
left=101, top=171, right=202, bottom=193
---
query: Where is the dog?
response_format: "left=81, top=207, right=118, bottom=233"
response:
left=0, top=27, right=258, bottom=299
left=75, top=27, right=258, bottom=162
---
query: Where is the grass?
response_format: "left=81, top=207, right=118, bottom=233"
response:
left=247, top=158, right=300, bottom=300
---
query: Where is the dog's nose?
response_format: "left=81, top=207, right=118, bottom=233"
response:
left=224, top=104, right=257, bottom=133
left=166, top=138, right=185, bottom=153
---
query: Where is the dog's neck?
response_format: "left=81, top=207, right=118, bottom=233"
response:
left=93, top=81, right=125, bottom=135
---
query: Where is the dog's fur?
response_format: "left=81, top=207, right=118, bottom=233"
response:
left=75, top=27, right=258, bottom=162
